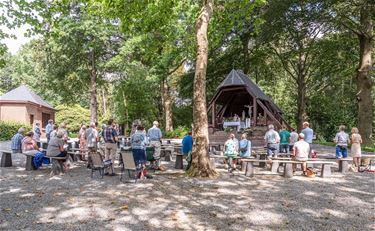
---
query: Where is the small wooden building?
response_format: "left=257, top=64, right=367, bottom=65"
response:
left=207, top=69, right=288, bottom=131
left=0, top=85, right=55, bottom=127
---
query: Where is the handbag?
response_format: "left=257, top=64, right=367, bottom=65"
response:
left=239, top=141, right=248, bottom=152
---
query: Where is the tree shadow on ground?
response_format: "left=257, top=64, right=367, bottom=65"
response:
left=0, top=160, right=374, bottom=231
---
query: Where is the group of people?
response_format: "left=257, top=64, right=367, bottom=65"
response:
left=223, top=133, right=252, bottom=172
left=222, top=121, right=364, bottom=175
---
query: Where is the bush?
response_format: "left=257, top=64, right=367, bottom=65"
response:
left=0, top=121, right=32, bottom=141
left=164, top=126, right=190, bottom=138
left=55, top=104, right=90, bottom=133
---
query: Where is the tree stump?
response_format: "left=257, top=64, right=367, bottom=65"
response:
left=175, top=154, right=183, bottom=169
left=0, top=152, right=12, bottom=167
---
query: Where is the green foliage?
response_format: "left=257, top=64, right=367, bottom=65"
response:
left=164, top=126, right=190, bottom=138
left=0, top=121, right=32, bottom=141
left=55, top=104, right=90, bottom=133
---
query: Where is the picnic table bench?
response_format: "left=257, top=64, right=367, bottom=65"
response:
left=0, top=149, right=13, bottom=167
left=241, top=158, right=337, bottom=178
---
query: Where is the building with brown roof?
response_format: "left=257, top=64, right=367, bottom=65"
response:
left=0, top=85, right=55, bottom=127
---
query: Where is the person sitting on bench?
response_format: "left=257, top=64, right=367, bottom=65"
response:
left=292, top=133, right=310, bottom=175
left=21, top=131, right=40, bottom=155
left=224, top=133, right=239, bottom=172
left=46, top=131, right=67, bottom=158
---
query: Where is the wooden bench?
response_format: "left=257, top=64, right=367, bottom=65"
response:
left=241, top=159, right=337, bottom=178
left=0, top=150, right=13, bottom=167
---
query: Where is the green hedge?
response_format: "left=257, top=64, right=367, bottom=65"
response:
left=164, top=126, right=190, bottom=138
left=55, top=104, right=90, bottom=133
left=0, top=121, right=32, bottom=141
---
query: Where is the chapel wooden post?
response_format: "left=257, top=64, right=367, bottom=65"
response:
left=253, top=97, right=257, bottom=126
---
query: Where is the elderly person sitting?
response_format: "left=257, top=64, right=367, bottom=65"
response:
left=21, top=131, right=40, bottom=154
left=47, top=130, right=67, bottom=158
left=224, top=133, right=239, bottom=172
left=11, top=127, right=25, bottom=153
left=292, top=133, right=310, bottom=175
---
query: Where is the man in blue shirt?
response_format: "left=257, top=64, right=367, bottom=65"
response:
left=301, top=121, right=314, bottom=157
left=147, top=121, right=163, bottom=170
left=10, top=128, right=25, bottom=153
left=45, top=119, right=54, bottom=143
left=181, top=131, right=193, bottom=170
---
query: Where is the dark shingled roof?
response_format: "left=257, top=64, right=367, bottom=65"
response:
left=0, top=85, right=54, bottom=109
left=217, top=69, right=282, bottom=113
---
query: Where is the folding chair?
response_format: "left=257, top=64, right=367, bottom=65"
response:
left=91, top=152, right=112, bottom=178
left=119, top=151, right=139, bottom=183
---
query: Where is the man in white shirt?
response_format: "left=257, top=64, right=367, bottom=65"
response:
left=292, top=133, right=310, bottom=175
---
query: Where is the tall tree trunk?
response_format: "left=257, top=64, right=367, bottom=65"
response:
left=241, top=32, right=251, bottom=74
left=296, top=52, right=307, bottom=132
left=296, top=76, right=306, bottom=132
left=187, top=0, right=217, bottom=178
left=89, top=51, right=98, bottom=123
left=356, top=7, right=373, bottom=145
left=162, top=78, right=173, bottom=132
left=102, top=88, right=107, bottom=115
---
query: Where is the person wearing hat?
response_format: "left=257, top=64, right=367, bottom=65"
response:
left=147, top=121, right=164, bottom=171
left=292, top=133, right=310, bottom=175
left=10, top=127, right=25, bottom=153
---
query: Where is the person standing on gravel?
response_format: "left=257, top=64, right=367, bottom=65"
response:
left=289, top=128, right=298, bottom=152
left=301, top=122, right=313, bottom=157
left=334, top=125, right=350, bottom=159
left=147, top=121, right=164, bottom=171
left=279, top=126, right=290, bottom=155
left=45, top=119, right=54, bottom=144
left=10, top=128, right=25, bottom=153
left=264, top=124, right=280, bottom=159
left=86, top=122, right=99, bottom=168
left=103, top=119, right=118, bottom=176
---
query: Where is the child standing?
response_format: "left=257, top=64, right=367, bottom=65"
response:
left=350, top=127, right=362, bottom=171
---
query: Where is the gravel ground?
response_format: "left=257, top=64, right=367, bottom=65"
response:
left=0, top=143, right=374, bottom=231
